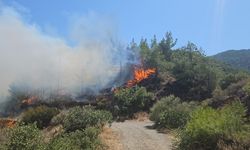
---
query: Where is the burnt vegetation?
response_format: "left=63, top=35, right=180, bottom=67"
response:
left=0, top=32, right=250, bottom=149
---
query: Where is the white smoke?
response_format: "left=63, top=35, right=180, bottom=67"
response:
left=0, top=6, right=132, bottom=101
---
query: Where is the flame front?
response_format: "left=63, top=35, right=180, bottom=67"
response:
left=0, top=119, right=17, bottom=128
left=22, top=96, right=38, bottom=105
left=127, top=67, right=156, bottom=87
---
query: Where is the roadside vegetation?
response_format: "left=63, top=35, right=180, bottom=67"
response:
left=134, top=32, right=250, bottom=149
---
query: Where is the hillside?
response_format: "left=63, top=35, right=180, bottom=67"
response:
left=212, top=49, right=250, bottom=72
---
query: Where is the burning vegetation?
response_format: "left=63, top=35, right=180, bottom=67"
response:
left=0, top=31, right=250, bottom=150
left=0, top=119, right=17, bottom=128
left=22, top=96, right=38, bottom=106
left=126, top=66, right=156, bottom=87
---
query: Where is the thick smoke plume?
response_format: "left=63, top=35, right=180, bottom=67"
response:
left=0, top=6, right=135, bottom=102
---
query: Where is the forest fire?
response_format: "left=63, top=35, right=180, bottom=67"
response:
left=22, top=96, right=38, bottom=105
left=126, top=67, right=156, bottom=87
left=0, top=119, right=17, bottom=128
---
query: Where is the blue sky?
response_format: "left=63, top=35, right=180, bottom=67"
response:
left=1, top=0, right=250, bottom=55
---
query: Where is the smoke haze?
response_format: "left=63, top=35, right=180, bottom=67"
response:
left=0, top=6, right=132, bottom=101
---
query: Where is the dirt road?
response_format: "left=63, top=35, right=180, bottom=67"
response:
left=110, top=120, right=173, bottom=150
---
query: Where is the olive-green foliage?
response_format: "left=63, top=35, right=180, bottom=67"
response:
left=48, top=127, right=103, bottom=150
left=212, top=49, right=250, bottom=72
left=139, top=38, right=151, bottom=64
left=22, top=105, right=60, bottom=129
left=150, top=95, right=197, bottom=128
left=171, top=45, right=217, bottom=101
left=135, top=35, right=219, bottom=101
left=177, top=102, right=247, bottom=150
left=3, top=124, right=45, bottom=150
left=50, top=110, right=68, bottom=126
left=114, top=86, right=154, bottom=116
left=147, top=49, right=174, bottom=73
left=230, top=125, right=250, bottom=149
left=63, top=106, right=112, bottom=132
left=243, top=80, right=250, bottom=95
left=138, top=33, right=176, bottom=73
left=158, top=32, right=177, bottom=61
left=219, top=72, right=248, bottom=90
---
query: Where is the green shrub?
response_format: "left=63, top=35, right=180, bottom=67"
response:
left=114, top=86, right=154, bottom=117
left=3, top=124, right=45, bottom=150
left=50, top=110, right=68, bottom=126
left=22, top=105, right=60, bottom=129
left=48, top=127, right=103, bottom=150
left=63, top=106, right=112, bottom=132
left=219, top=73, right=248, bottom=90
left=230, top=125, right=250, bottom=149
left=158, top=110, right=189, bottom=129
left=150, top=95, right=197, bottom=128
left=177, top=102, right=247, bottom=150
left=243, top=80, right=250, bottom=95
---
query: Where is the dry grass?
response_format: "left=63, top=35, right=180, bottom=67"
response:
left=100, top=126, right=123, bottom=150
left=42, top=125, right=64, bottom=143
left=0, top=128, right=8, bottom=145
left=132, top=111, right=149, bottom=121
left=0, top=118, right=17, bottom=128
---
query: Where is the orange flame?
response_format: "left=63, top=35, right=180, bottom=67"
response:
left=126, top=67, right=156, bottom=87
left=22, top=96, right=38, bottom=105
left=0, top=119, right=17, bottom=128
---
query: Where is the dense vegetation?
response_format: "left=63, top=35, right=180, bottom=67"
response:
left=130, top=33, right=219, bottom=101
left=0, top=106, right=112, bottom=150
left=22, top=105, right=59, bottom=129
left=2, top=124, right=45, bottom=150
left=48, top=127, right=103, bottom=150
left=113, top=86, right=154, bottom=117
left=129, top=33, right=250, bottom=149
left=62, top=106, right=112, bottom=132
left=177, top=102, right=250, bottom=150
left=212, top=49, right=250, bottom=72
left=150, top=95, right=198, bottom=129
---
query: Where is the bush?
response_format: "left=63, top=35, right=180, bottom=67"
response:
left=62, top=106, right=112, bottom=132
left=3, top=124, right=45, bottom=150
left=219, top=73, right=248, bottom=90
left=158, top=110, right=189, bottom=129
left=114, top=86, right=154, bottom=117
left=0, top=128, right=8, bottom=147
left=150, top=95, right=197, bottom=128
left=243, top=80, right=250, bottom=95
left=50, top=110, right=68, bottom=126
left=177, top=102, right=247, bottom=150
left=48, top=127, right=103, bottom=150
left=22, top=105, right=60, bottom=129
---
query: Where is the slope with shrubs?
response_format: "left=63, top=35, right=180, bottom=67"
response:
left=1, top=124, right=45, bottom=150
left=48, top=127, right=103, bottom=150
left=22, top=105, right=59, bottom=129
left=212, top=49, right=250, bottom=72
left=1, top=32, right=250, bottom=150
left=62, top=106, right=112, bottom=132
left=130, top=33, right=250, bottom=149
left=0, top=106, right=113, bottom=150
left=176, top=102, right=250, bottom=150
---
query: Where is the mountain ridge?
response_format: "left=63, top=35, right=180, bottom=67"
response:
left=211, top=49, right=250, bottom=72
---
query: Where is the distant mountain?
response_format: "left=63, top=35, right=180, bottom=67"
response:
left=211, top=49, right=250, bottom=72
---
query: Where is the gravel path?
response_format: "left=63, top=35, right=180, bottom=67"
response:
left=111, top=120, right=173, bottom=150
